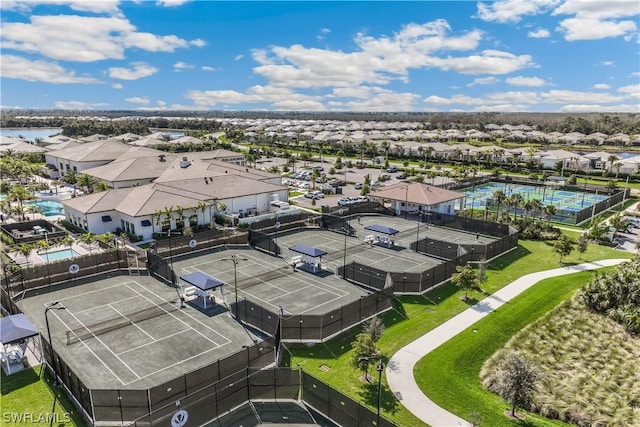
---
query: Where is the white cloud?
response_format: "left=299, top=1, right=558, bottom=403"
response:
left=540, top=89, right=626, bottom=104
left=617, top=84, right=640, bottom=94
left=235, top=54, right=244, bottom=61
left=251, top=20, right=534, bottom=90
left=505, top=76, right=548, bottom=86
left=1, top=14, right=203, bottom=62
left=157, top=100, right=167, bottom=107
left=174, top=61, right=195, bottom=71
left=527, top=28, right=551, bottom=38
left=54, top=100, right=109, bottom=109
left=156, top=0, right=190, bottom=6
left=201, top=66, right=215, bottom=72
left=186, top=85, right=322, bottom=108
left=108, top=62, right=158, bottom=80
left=0, top=0, right=122, bottom=14
left=0, top=55, right=100, bottom=84
left=476, top=0, right=561, bottom=23
left=190, top=39, right=206, bottom=47
left=559, top=104, right=640, bottom=112
left=472, top=104, right=530, bottom=112
left=467, top=76, right=500, bottom=87
left=125, top=96, right=150, bottom=105
left=593, top=83, right=611, bottom=89
left=599, top=61, right=614, bottom=66
left=553, top=0, right=639, bottom=41
left=112, top=83, right=123, bottom=89
left=345, top=88, right=420, bottom=111
left=320, top=28, right=331, bottom=34
left=629, top=71, right=640, bottom=77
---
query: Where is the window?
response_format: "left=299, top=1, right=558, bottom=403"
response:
left=73, top=166, right=77, bottom=173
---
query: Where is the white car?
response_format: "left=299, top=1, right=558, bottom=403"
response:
left=298, top=182, right=311, bottom=189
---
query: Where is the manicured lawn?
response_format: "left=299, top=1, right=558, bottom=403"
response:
left=1, top=365, right=85, bottom=426
left=413, top=269, right=616, bottom=427
left=287, top=240, right=631, bottom=426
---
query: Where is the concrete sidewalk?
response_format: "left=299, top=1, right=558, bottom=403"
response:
left=386, top=258, right=629, bottom=427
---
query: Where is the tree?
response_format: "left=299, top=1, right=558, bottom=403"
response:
left=493, top=351, right=539, bottom=417
left=477, top=257, right=488, bottom=285
left=350, top=332, right=378, bottom=382
left=542, top=205, right=557, bottom=225
left=553, top=234, right=575, bottom=263
left=362, top=316, right=385, bottom=343
left=576, top=234, right=588, bottom=259
left=492, top=190, right=506, bottom=220
left=17, top=243, right=33, bottom=267
left=7, top=184, right=35, bottom=221
left=61, top=236, right=74, bottom=251
left=451, top=265, right=478, bottom=300
left=80, top=232, right=95, bottom=255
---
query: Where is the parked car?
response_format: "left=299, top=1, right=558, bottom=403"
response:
left=298, top=182, right=311, bottom=189
left=305, top=191, right=324, bottom=199
left=371, top=180, right=381, bottom=187
left=354, top=183, right=363, bottom=189
left=337, top=197, right=351, bottom=206
left=387, top=166, right=398, bottom=173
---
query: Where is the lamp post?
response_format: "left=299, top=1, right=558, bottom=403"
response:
left=44, top=301, right=66, bottom=386
left=222, top=254, right=248, bottom=318
left=376, top=359, right=384, bottom=426
left=404, top=185, right=409, bottom=219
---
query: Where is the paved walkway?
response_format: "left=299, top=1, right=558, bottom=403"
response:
left=386, top=258, right=629, bottom=427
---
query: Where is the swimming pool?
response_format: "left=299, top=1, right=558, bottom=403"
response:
left=40, top=248, right=79, bottom=262
left=25, top=200, right=65, bottom=217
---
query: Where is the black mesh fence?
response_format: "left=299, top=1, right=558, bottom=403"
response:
left=426, top=211, right=512, bottom=237
left=248, top=229, right=281, bottom=256
left=302, top=372, right=397, bottom=427
left=146, top=250, right=175, bottom=285
left=152, top=230, right=248, bottom=258
left=411, top=237, right=467, bottom=260
left=41, top=338, right=93, bottom=420
left=5, top=249, right=128, bottom=294
left=337, top=262, right=388, bottom=290
left=321, top=213, right=356, bottom=235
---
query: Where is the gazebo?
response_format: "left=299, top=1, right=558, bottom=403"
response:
left=180, top=272, right=225, bottom=309
left=364, top=224, right=399, bottom=248
left=289, top=244, right=328, bottom=273
left=0, top=314, right=41, bottom=375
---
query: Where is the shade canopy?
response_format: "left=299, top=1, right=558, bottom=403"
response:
left=101, top=215, right=112, bottom=222
left=364, top=224, right=400, bottom=236
left=140, top=219, right=152, bottom=227
left=180, top=272, right=224, bottom=291
left=289, top=244, right=328, bottom=258
left=0, top=314, right=39, bottom=345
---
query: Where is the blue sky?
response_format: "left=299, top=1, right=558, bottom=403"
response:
left=1, top=0, right=638, bottom=112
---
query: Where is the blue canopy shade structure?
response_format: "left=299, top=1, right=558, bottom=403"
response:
left=0, top=314, right=39, bottom=344
left=140, top=219, right=152, bottom=227
left=365, top=224, right=400, bottom=236
left=180, top=272, right=225, bottom=291
left=289, top=244, right=328, bottom=258
left=101, top=215, right=112, bottom=222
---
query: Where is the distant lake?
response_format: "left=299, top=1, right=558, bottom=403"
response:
left=0, top=127, right=62, bottom=142
left=150, top=128, right=185, bottom=138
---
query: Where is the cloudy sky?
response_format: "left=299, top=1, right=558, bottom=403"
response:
left=1, top=0, right=638, bottom=112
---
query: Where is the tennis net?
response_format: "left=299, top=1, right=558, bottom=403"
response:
left=66, top=301, right=179, bottom=345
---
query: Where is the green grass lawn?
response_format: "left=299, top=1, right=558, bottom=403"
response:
left=413, top=269, right=616, bottom=427
left=1, top=365, right=85, bottom=426
left=287, top=240, right=631, bottom=426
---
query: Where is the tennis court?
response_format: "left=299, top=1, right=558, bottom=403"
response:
left=172, top=246, right=369, bottom=316
left=18, top=275, right=260, bottom=389
left=462, top=181, right=609, bottom=212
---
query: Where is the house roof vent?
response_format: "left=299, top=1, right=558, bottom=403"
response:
left=180, top=157, right=191, bottom=168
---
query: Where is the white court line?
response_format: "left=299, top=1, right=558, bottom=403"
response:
left=62, top=307, right=141, bottom=380
left=109, top=304, right=155, bottom=341
left=121, top=341, right=228, bottom=386
left=124, top=282, right=232, bottom=346
left=48, top=309, right=128, bottom=385
left=74, top=296, right=138, bottom=315
left=116, top=328, right=190, bottom=356
left=263, top=284, right=313, bottom=302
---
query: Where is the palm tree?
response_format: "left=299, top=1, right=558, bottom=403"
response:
left=161, top=206, right=174, bottom=234
left=7, top=185, right=35, bottom=221
left=614, top=162, right=623, bottom=179
left=217, top=202, right=227, bottom=214
left=35, top=239, right=50, bottom=254
left=17, top=243, right=33, bottom=267
left=492, top=190, right=506, bottom=219
left=197, top=201, right=207, bottom=230
left=543, top=205, right=557, bottom=225
left=77, top=174, right=96, bottom=193
left=80, top=232, right=95, bottom=255
left=61, top=236, right=74, bottom=251
left=607, top=155, right=619, bottom=176
left=508, top=193, right=524, bottom=219
left=530, top=198, right=543, bottom=220
left=174, top=205, right=185, bottom=232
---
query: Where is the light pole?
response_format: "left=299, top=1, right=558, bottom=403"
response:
left=404, top=185, right=409, bottom=219
left=222, top=254, right=248, bottom=318
left=44, top=301, right=66, bottom=386
left=376, top=359, right=384, bottom=426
